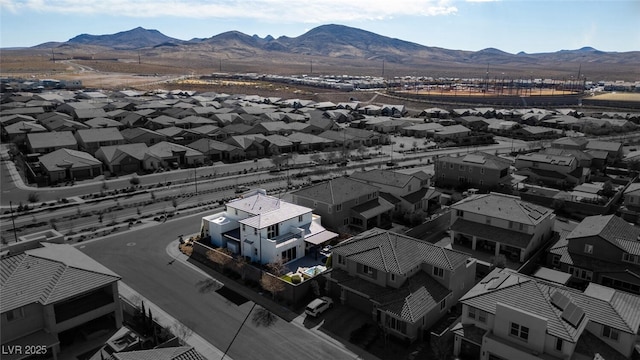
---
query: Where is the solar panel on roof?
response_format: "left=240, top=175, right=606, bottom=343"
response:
left=561, top=302, right=585, bottom=327
left=529, top=213, right=542, bottom=220
left=463, top=154, right=486, bottom=164
left=550, top=290, right=571, bottom=310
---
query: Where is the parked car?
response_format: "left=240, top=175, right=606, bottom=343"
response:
left=305, top=296, right=334, bottom=317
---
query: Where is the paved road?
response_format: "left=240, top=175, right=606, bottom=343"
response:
left=77, top=214, right=358, bottom=360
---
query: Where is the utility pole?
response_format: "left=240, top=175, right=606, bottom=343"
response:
left=194, top=168, right=198, bottom=194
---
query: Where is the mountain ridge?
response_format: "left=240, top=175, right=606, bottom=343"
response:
left=28, top=24, right=640, bottom=67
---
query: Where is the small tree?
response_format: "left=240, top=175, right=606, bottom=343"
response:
left=602, top=180, right=615, bottom=198
left=260, top=272, right=285, bottom=300
left=129, top=175, right=140, bottom=186
left=171, top=198, right=178, bottom=211
left=27, top=192, right=39, bottom=204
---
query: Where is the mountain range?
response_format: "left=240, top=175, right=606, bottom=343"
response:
left=30, top=24, right=639, bottom=76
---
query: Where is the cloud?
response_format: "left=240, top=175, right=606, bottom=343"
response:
left=1, top=0, right=458, bottom=21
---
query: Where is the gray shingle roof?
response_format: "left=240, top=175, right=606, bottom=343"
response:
left=333, top=228, right=471, bottom=274
left=567, top=215, right=640, bottom=255
left=451, top=193, right=553, bottom=225
left=1, top=243, right=120, bottom=313
left=292, top=176, right=380, bottom=204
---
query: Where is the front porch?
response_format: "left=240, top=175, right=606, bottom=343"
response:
left=450, top=219, right=530, bottom=263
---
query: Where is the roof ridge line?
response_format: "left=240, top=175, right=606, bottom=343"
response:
left=601, top=293, right=634, bottom=333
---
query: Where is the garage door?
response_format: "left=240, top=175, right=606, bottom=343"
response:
left=345, top=289, right=372, bottom=315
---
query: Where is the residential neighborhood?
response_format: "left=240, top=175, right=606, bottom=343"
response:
left=2, top=81, right=640, bottom=360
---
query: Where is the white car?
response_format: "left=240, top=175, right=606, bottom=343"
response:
left=305, top=296, right=334, bottom=317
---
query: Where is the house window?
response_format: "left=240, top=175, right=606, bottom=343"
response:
left=478, top=310, right=487, bottom=323
left=336, top=204, right=342, bottom=212
left=450, top=163, right=454, bottom=169
left=469, top=167, right=473, bottom=173
left=5, top=307, right=25, bottom=322
left=456, top=210, right=464, bottom=217
left=361, top=264, right=375, bottom=277
left=433, top=266, right=444, bottom=278
left=254, top=228, right=257, bottom=235
left=551, top=255, right=560, bottom=267
left=468, top=307, right=476, bottom=320
left=508, top=221, right=514, bottom=229
left=459, top=165, right=465, bottom=171
left=440, top=299, right=446, bottom=311
left=254, top=248, right=258, bottom=256
left=242, top=224, right=246, bottom=231
left=622, top=253, right=639, bottom=264
left=568, top=266, right=593, bottom=281
left=390, top=274, right=396, bottom=282
left=281, top=247, right=297, bottom=262
left=343, top=218, right=349, bottom=225
left=298, top=215, right=303, bottom=222
left=485, top=217, right=491, bottom=225
left=519, top=223, right=524, bottom=231
left=267, top=224, right=279, bottom=238
left=337, top=254, right=345, bottom=265
left=510, top=322, right=529, bottom=341
left=480, top=168, right=485, bottom=175
left=602, top=325, right=619, bottom=341
left=584, top=244, right=593, bottom=254
left=555, top=338, right=563, bottom=351
left=387, top=316, right=407, bottom=334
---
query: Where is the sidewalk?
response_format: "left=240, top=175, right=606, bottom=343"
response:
left=118, top=281, right=229, bottom=360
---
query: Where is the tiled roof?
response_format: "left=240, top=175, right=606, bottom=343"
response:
left=330, top=269, right=450, bottom=324
left=351, top=198, right=395, bottom=219
left=461, top=268, right=640, bottom=342
left=567, top=215, right=640, bottom=255
left=39, top=148, right=102, bottom=171
left=239, top=201, right=310, bottom=228
left=624, top=182, right=640, bottom=195
left=1, top=243, right=120, bottom=313
left=291, top=177, right=380, bottom=204
left=76, top=128, right=124, bottom=143
left=97, top=143, right=148, bottom=162
left=402, top=187, right=440, bottom=204
left=451, top=193, right=553, bottom=225
left=350, top=169, right=415, bottom=189
left=27, top=131, right=77, bottom=149
left=437, top=152, right=511, bottom=170
left=147, top=141, right=203, bottom=158
left=111, top=346, right=206, bottom=360
left=333, top=228, right=471, bottom=274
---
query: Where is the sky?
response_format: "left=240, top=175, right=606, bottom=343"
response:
left=1, top=0, right=639, bottom=53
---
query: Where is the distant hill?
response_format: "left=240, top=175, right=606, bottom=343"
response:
left=32, top=24, right=639, bottom=68
left=67, top=27, right=182, bottom=50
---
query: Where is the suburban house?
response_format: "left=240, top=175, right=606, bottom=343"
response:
left=450, top=193, right=555, bottom=263
left=453, top=267, right=640, bottom=360
left=547, top=214, right=640, bottom=295
left=120, top=127, right=166, bottom=147
left=432, top=124, right=471, bottom=141
left=95, top=143, right=148, bottom=174
left=26, top=131, right=78, bottom=154
left=349, top=169, right=440, bottom=214
left=74, top=128, right=125, bottom=156
left=144, top=141, right=205, bottom=169
left=515, top=152, right=588, bottom=188
left=187, top=138, right=246, bottom=162
left=326, top=228, right=477, bottom=343
left=2, top=121, right=47, bottom=145
left=201, top=189, right=337, bottom=265
left=38, top=148, right=103, bottom=183
left=620, top=183, right=640, bottom=223
left=1, top=243, right=123, bottom=360
left=550, top=136, right=589, bottom=150
left=291, top=176, right=394, bottom=232
left=586, top=140, right=623, bottom=161
left=435, top=152, right=512, bottom=189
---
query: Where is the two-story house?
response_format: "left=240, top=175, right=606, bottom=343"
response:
left=201, top=189, right=337, bottom=265
left=1, top=243, right=122, bottom=360
left=515, top=152, right=587, bottom=188
left=435, top=152, right=512, bottom=190
left=74, top=128, right=125, bottom=156
left=349, top=169, right=439, bottom=214
left=450, top=193, right=555, bottom=263
left=327, top=228, right=476, bottom=343
left=453, top=268, right=640, bottom=360
left=547, top=214, right=640, bottom=295
left=620, top=183, right=640, bottom=223
left=291, top=177, right=394, bottom=232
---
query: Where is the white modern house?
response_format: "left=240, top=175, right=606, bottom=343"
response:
left=201, top=189, right=337, bottom=265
